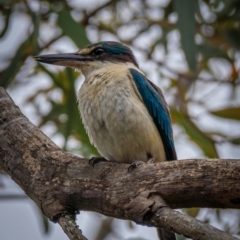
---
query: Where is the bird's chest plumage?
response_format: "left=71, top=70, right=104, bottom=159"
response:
left=78, top=67, right=166, bottom=163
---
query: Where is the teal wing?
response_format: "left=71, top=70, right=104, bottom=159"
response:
left=130, top=68, right=177, bottom=160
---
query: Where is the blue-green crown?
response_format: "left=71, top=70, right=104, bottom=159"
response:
left=86, top=41, right=139, bottom=67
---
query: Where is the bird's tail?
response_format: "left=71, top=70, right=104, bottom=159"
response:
left=157, top=228, right=177, bottom=240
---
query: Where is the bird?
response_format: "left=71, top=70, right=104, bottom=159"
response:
left=35, top=41, right=177, bottom=240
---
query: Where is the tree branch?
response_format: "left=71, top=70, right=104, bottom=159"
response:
left=58, top=213, right=88, bottom=240
left=0, top=86, right=239, bottom=240
left=0, top=194, right=28, bottom=200
left=82, top=0, right=119, bottom=26
left=150, top=202, right=237, bottom=240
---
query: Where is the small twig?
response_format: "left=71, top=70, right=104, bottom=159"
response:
left=82, top=0, right=119, bottom=26
left=151, top=205, right=238, bottom=240
left=0, top=194, right=28, bottom=200
left=58, top=213, right=88, bottom=240
left=39, top=33, right=64, bottom=51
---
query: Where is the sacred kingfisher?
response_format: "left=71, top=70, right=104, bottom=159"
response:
left=35, top=41, right=177, bottom=240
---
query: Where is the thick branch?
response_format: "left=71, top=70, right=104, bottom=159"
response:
left=0, top=87, right=239, bottom=240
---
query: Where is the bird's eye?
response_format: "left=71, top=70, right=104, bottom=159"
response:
left=93, top=48, right=104, bottom=55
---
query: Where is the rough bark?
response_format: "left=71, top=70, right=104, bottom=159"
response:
left=58, top=213, right=88, bottom=240
left=0, top=87, right=239, bottom=240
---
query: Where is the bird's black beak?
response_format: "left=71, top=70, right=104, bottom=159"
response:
left=34, top=53, right=92, bottom=68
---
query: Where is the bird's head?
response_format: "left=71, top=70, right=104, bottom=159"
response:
left=35, top=41, right=138, bottom=78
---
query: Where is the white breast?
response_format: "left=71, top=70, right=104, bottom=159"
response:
left=78, top=65, right=166, bottom=163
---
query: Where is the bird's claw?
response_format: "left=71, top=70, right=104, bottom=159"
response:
left=128, top=161, right=144, bottom=172
left=147, top=157, right=155, bottom=164
left=89, top=157, right=106, bottom=167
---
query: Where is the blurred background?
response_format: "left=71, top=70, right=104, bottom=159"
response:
left=0, top=0, right=240, bottom=239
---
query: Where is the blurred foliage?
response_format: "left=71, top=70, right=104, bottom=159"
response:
left=0, top=0, right=240, bottom=239
left=210, top=107, right=240, bottom=120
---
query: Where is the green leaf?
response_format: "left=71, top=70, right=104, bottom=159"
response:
left=210, top=107, right=240, bottom=121
left=35, top=206, right=50, bottom=234
left=230, top=137, right=240, bottom=145
left=0, top=41, right=25, bottom=87
left=0, top=22, right=39, bottom=87
left=174, top=0, right=197, bottom=71
left=177, top=234, right=188, bottom=240
left=41, top=213, right=50, bottom=234
left=171, top=109, right=218, bottom=158
left=0, top=7, right=12, bottom=38
left=164, top=0, right=173, bottom=18
left=197, top=42, right=229, bottom=60
left=222, top=29, right=240, bottom=50
left=0, top=0, right=14, bottom=3
left=57, top=10, right=90, bottom=48
left=185, top=208, right=200, bottom=218
left=31, top=11, right=40, bottom=53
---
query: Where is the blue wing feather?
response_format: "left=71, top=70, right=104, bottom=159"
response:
left=129, top=68, right=177, bottom=161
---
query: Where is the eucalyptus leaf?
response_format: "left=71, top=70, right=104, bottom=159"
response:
left=57, top=10, right=90, bottom=48
left=210, top=107, right=240, bottom=121
left=222, top=29, right=240, bottom=50
left=230, top=137, right=240, bottom=145
left=197, top=42, right=229, bottom=59
left=185, top=208, right=200, bottom=218
left=0, top=42, right=25, bottom=87
left=174, top=0, right=197, bottom=71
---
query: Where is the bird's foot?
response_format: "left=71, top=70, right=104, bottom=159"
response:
left=89, top=157, right=107, bottom=167
left=147, top=157, right=156, bottom=164
left=128, top=157, right=156, bottom=172
left=128, top=161, right=144, bottom=172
